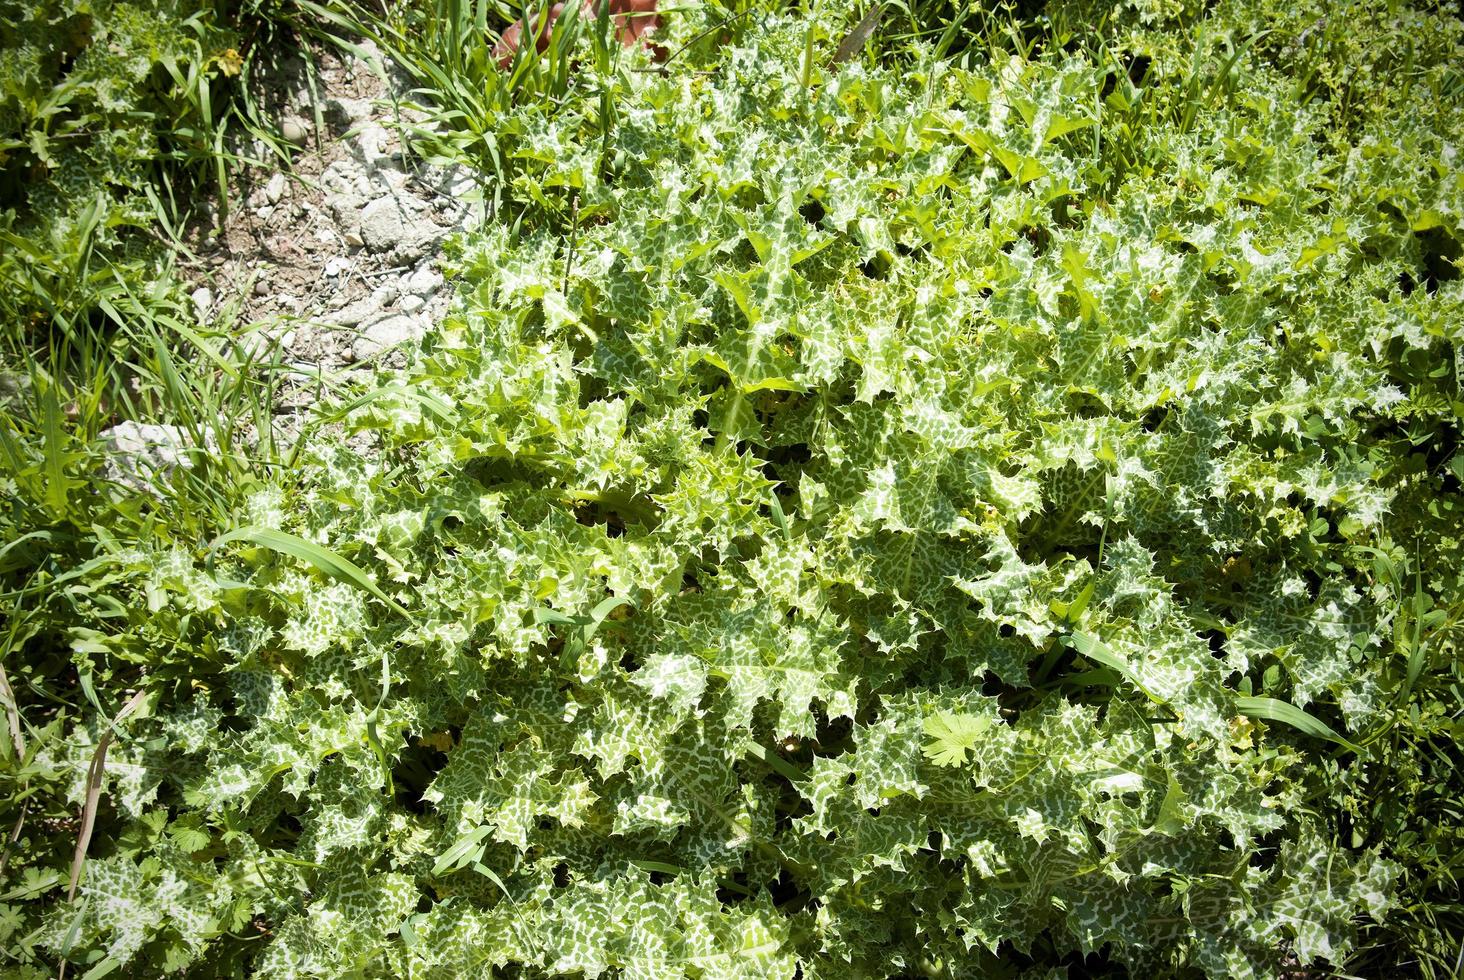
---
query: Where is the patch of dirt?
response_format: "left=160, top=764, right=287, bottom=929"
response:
left=183, top=39, right=482, bottom=404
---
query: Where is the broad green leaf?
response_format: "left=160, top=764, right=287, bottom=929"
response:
left=921, top=711, right=992, bottom=768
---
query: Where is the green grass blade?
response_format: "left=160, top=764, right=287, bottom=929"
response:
left=432, top=824, right=493, bottom=876
left=1067, top=630, right=1166, bottom=705
left=211, top=526, right=412, bottom=620
left=746, top=741, right=808, bottom=783
left=39, top=383, right=69, bottom=517
left=1235, top=696, right=1361, bottom=753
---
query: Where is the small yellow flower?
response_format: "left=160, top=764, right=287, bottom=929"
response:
left=216, top=47, right=243, bottom=77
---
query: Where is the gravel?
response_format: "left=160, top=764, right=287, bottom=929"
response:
left=182, top=40, right=482, bottom=376
left=84, top=39, right=501, bottom=487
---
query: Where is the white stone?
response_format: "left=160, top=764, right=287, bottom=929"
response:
left=358, top=194, right=440, bottom=261
left=190, top=287, right=213, bottom=320
left=324, top=256, right=351, bottom=278
left=376, top=167, right=410, bottom=191
left=265, top=173, right=287, bottom=204
left=320, top=161, right=371, bottom=215
left=101, top=422, right=213, bottom=491
left=353, top=314, right=422, bottom=359
left=357, top=197, right=402, bottom=253
left=398, top=294, right=425, bottom=314
left=320, top=160, right=359, bottom=191
left=442, top=168, right=476, bottom=198
left=405, top=264, right=444, bottom=297
left=333, top=295, right=384, bottom=327
left=327, top=97, right=375, bottom=128
left=355, top=122, right=392, bottom=163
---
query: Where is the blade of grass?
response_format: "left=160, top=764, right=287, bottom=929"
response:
left=320, top=384, right=455, bottom=424
left=67, top=688, right=149, bottom=902
left=832, top=3, right=885, bottom=65
left=0, top=658, right=24, bottom=759
left=363, top=633, right=395, bottom=797
left=746, top=740, right=808, bottom=783
left=1066, top=630, right=1166, bottom=705
left=1235, top=696, right=1361, bottom=753
left=39, top=380, right=69, bottom=517
left=210, top=526, right=413, bottom=620
left=55, top=896, right=90, bottom=980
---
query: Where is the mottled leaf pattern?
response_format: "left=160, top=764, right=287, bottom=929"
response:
left=21, top=1, right=1464, bottom=976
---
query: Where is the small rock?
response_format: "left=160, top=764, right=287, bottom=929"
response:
left=281, top=119, right=309, bottom=146
left=325, top=97, right=374, bottom=131
left=358, top=197, right=404, bottom=254
left=334, top=295, right=385, bottom=327
left=441, top=166, right=477, bottom=198
left=253, top=280, right=269, bottom=297
left=320, top=159, right=359, bottom=190
left=405, top=264, right=444, bottom=297
left=376, top=167, right=410, bottom=192
left=355, top=122, right=391, bottom=164
left=255, top=205, right=275, bottom=221
left=344, top=229, right=365, bottom=248
left=324, top=256, right=352, bottom=278
left=190, top=286, right=213, bottom=320
left=354, top=313, right=422, bottom=359
left=265, top=173, right=287, bottom=204
left=101, top=422, right=212, bottom=491
left=359, top=194, right=439, bottom=261
left=399, top=294, right=426, bottom=314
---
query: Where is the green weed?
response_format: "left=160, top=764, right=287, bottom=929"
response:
left=1, top=0, right=1462, bottom=976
